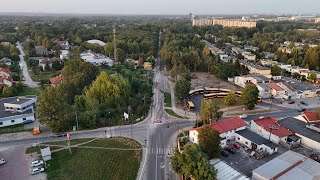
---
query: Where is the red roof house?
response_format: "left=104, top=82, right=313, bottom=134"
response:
left=49, top=76, right=63, bottom=87
left=0, top=68, right=13, bottom=88
left=301, top=110, right=320, bottom=124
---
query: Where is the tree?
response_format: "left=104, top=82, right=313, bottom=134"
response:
left=1, top=86, right=12, bottom=98
left=198, top=125, right=221, bottom=158
left=224, top=92, right=237, bottom=114
left=242, top=85, right=259, bottom=110
left=271, top=64, right=282, bottom=76
left=199, top=99, right=222, bottom=124
left=170, top=144, right=217, bottom=180
left=308, top=72, right=317, bottom=82
left=292, top=72, right=299, bottom=79
left=37, top=85, right=72, bottom=132
left=175, top=77, right=191, bottom=101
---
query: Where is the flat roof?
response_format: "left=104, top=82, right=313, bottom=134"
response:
left=253, top=150, right=320, bottom=180
left=210, top=159, right=249, bottom=180
left=6, top=98, right=31, bottom=105
left=282, top=77, right=317, bottom=91
left=236, top=129, right=278, bottom=149
left=0, top=96, right=36, bottom=119
left=278, top=117, right=320, bottom=143
left=257, top=83, right=271, bottom=90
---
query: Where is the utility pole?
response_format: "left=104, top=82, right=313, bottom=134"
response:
left=113, top=25, right=117, bottom=63
left=75, top=111, right=79, bottom=131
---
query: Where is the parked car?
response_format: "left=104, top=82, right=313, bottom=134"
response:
left=288, top=100, right=295, bottom=104
left=54, top=133, right=67, bottom=137
left=300, top=101, right=308, bottom=106
left=298, top=107, right=306, bottom=112
left=0, top=159, right=5, bottom=165
left=31, top=167, right=44, bottom=175
left=221, top=150, right=230, bottom=157
left=31, top=160, right=44, bottom=167
left=230, top=143, right=240, bottom=149
left=239, top=114, right=247, bottom=119
left=225, top=147, right=236, bottom=154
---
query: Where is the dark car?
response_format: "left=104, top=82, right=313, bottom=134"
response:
left=55, top=133, right=67, bottom=137
left=221, top=150, right=229, bottom=157
left=225, top=147, right=236, bottom=154
left=288, top=100, right=295, bottom=104
left=300, top=101, right=308, bottom=106
left=298, top=107, right=306, bottom=112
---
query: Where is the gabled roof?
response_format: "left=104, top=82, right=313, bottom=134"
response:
left=253, top=117, right=294, bottom=137
left=0, top=68, right=11, bottom=74
left=281, top=82, right=297, bottom=92
left=302, top=110, right=320, bottom=123
left=267, top=83, right=284, bottom=91
left=190, top=117, right=247, bottom=134
left=49, top=76, right=63, bottom=85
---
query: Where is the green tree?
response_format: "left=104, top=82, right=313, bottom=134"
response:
left=1, top=86, right=12, bottom=98
left=37, top=85, right=72, bottom=132
left=308, top=72, right=317, bottom=82
left=271, top=64, right=282, bottom=76
left=175, top=77, right=191, bottom=101
left=242, top=85, right=259, bottom=110
left=199, top=99, right=222, bottom=124
left=198, top=125, right=221, bottom=158
left=292, top=72, right=300, bottom=79
left=224, top=91, right=237, bottom=114
left=170, top=144, right=217, bottom=180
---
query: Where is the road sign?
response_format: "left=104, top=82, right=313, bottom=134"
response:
left=67, top=133, right=70, bottom=140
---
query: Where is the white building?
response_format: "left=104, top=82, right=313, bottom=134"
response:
left=86, top=39, right=106, bottom=46
left=250, top=117, right=294, bottom=144
left=0, top=96, right=37, bottom=128
left=80, top=51, right=114, bottom=66
left=189, top=117, right=247, bottom=148
left=242, top=51, right=256, bottom=61
left=234, top=75, right=271, bottom=88
left=60, top=50, right=69, bottom=60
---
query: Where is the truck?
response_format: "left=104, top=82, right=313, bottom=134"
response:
left=32, top=127, right=41, bottom=135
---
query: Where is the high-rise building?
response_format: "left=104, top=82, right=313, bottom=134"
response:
left=192, top=18, right=256, bottom=28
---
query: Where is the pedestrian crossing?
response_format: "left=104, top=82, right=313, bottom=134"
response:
left=148, top=147, right=174, bottom=155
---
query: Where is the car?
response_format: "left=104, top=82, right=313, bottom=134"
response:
left=298, top=107, right=306, bottom=112
left=221, top=150, right=230, bottom=157
left=22, top=120, right=33, bottom=124
left=230, top=143, right=240, bottom=149
left=31, top=167, right=44, bottom=175
left=225, top=147, right=236, bottom=154
left=54, top=133, right=67, bottom=137
left=288, top=100, right=295, bottom=104
left=300, top=101, right=308, bottom=106
left=259, top=116, right=264, bottom=119
left=0, top=159, right=5, bottom=165
left=239, top=114, right=247, bottom=119
left=31, top=160, right=44, bottom=167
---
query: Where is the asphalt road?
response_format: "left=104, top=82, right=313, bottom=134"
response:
left=16, top=42, right=39, bottom=88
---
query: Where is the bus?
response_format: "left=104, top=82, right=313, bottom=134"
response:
left=203, top=93, right=228, bottom=99
left=189, top=88, right=205, bottom=97
left=187, top=101, right=195, bottom=111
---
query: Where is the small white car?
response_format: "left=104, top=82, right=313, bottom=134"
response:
left=239, top=114, right=247, bottom=119
left=0, top=159, right=5, bottom=165
left=31, top=167, right=44, bottom=175
left=31, top=160, right=44, bottom=167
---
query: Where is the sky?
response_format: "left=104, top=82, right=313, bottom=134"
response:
left=0, top=0, right=319, bottom=15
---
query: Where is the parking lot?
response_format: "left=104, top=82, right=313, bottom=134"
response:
left=0, top=146, right=46, bottom=180
left=220, top=143, right=288, bottom=176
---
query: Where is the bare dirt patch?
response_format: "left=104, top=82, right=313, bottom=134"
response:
left=190, top=72, right=240, bottom=90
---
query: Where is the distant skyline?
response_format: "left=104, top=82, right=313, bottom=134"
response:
left=0, top=0, right=319, bottom=15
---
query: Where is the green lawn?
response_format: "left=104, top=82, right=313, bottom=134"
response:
left=17, top=87, right=41, bottom=96
left=29, top=68, right=60, bottom=82
left=164, top=92, right=172, bottom=107
left=45, top=137, right=142, bottom=180
left=165, top=109, right=186, bottom=119
left=0, top=124, right=31, bottom=134
left=206, top=97, right=243, bottom=108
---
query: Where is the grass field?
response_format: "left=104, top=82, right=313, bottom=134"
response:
left=164, top=92, right=172, bottom=107
left=40, top=137, right=142, bottom=180
left=0, top=124, right=31, bottom=134
left=17, top=87, right=41, bottom=96
left=165, top=109, right=186, bottom=119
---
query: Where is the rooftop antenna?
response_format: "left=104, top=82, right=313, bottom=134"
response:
left=113, top=24, right=117, bottom=64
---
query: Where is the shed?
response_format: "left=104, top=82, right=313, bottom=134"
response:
left=41, top=147, right=52, bottom=161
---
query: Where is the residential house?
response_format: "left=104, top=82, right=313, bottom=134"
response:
left=35, top=46, right=48, bottom=55
left=297, top=110, right=320, bottom=124
left=189, top=117, right=247, bottom=148
left=0, top=57, right=12, bottom=66
left=249, top=66, right=271, bottom=75
left=60, top=50, right=69, bottom=60
left=235, top=129, right=278, bottom=155
left=53, top=40, right=70, bottom=50
left=252, top=151, right=320, bottom=180
left=260, top=59, right=278, bottom=67
left=234, top=75, right=270, bottom=88
left=250, top=117, right=294, bottom=144
left=38, top=57, right=54, bottom=70
left=49, top=76, right=63, bottom=87
left=0, top=96, right=37, bottom=128
left=277, top=82, right=297, bottom=99
left=256, top=83, right=271, bottom=98
left=279, top=117, right=320, bottom=151
left=267, top=83, right=286, bottom=99
left=242, top=51, right=256, bottom=61
left=282, top=77, right=319, bottom=98
left=0, top=68, right=13, bottom=88
left=244, top=45, right=258, bottom=52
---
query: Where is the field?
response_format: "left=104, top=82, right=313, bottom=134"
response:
left=164, top=92, right=172, bottom=107
left=165, top=109, right=185, bottom=119
left=41, top=137, right=142, bottom=180
left=190, top=72, right=240, bottom=90
left=17, top=87, right=41, bottom=96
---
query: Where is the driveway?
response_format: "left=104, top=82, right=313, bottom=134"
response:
left=16, top=42, right=39, bottom=88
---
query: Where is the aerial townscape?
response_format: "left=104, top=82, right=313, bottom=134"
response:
left=1, top=0, right=320, bottom=180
